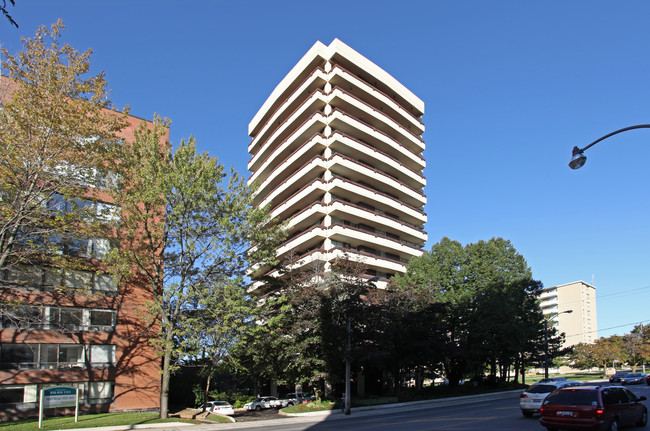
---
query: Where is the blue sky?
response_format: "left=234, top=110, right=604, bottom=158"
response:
left=3, top=1, right=649, bottom=339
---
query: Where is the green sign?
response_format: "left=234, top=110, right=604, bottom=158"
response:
left=42, top=386, right=77, bottom=408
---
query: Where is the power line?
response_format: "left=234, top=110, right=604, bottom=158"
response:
left=566, top=319, right=650, bottom=339
left=597, top=284, right=650, bottom=299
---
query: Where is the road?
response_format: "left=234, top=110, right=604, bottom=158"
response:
left=132, top=383, right=650, bottom=431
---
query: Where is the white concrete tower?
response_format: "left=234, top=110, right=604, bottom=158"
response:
left=248, top=39, right=426, bottom=288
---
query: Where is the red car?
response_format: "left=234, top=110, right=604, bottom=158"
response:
left=539, top=385, right=647, bottom=431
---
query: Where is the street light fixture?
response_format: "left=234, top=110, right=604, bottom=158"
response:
left=544, top=310, right=573, bottom=379
left=569, top=124, right=650, bottom=169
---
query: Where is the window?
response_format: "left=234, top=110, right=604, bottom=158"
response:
left=0, top=305, right=43, bottom=329
left=88, top=381, right=113, bottom=403
left=95, top=273, right=118, bottom=292
left=90, top=310, right=115, bottom=328
left=48, top=194, right=121, bottom=223
left=4, top=266, right=117, bottom=294
left=0, top=343, right=113, bottom=369
left=0, top=387, right=24, bottom=405
left=38, top=344, right=85, bottom=368
left=58, top=308, right=83, bottom=330
left=0, top=344, right=37, bottom=369
left=4, top=265, right=43, bottom=287
left=39, top=344, right=58, bottom=369
left=93, top=238, right=111, bottom=259
left=63, top=269, right=93, bottom=290
left=58, top=345, right=84, bottom=367
left=90, top=345, right=116, bottom=367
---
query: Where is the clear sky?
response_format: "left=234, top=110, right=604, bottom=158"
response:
left=3, top=1, right=649, bottom=339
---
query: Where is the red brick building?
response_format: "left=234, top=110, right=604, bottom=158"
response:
left=0, top=107, right=165, bottom=420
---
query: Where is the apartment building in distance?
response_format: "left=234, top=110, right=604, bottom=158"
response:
left=540, top=281, right=598, bottom=347
left=0, top=88, right=164, bottom=419
left=247, top=39, right=427, bottom=286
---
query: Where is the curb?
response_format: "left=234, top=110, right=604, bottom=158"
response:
left=56, top=423, right=196, bottom=431
left=280, top=389, right=522, bottom=417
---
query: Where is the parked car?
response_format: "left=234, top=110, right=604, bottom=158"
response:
left=647, top=374, right=650, bottom=386
left=244, top=396, right=277, bottom=411
left=620, top=372, right=647, bottom=385
left=520, top=380, right=581, bottom=417
left=199, top=400, right=234, bottom=415
left=539, top=385, right=647, bottom=431
left=609, top=372, right=630, bottom=383
left=537, top=377, right=567, bottom=383
left=269, top=393, right=306, bottom=408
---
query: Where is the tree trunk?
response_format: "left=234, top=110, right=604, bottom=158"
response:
left=203, top=368, right=212, bottom=411
left=159, top=331, right=174, bottom=418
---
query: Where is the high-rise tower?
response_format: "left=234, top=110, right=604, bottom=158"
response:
left=248, top=39, right=426, bottom=288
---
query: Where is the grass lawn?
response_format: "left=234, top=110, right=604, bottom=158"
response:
left=0, top=412, right=209, bottom=431
left=526, top=373, right=606, bottom=384
left=282, top=400, right=336, bottom=413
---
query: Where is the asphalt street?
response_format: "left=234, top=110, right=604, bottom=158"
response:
left=57, top=381, right=650, bottom=431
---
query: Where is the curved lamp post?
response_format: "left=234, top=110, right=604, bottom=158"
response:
left=544, top=310, right=573, bottom=379
left=569, top=124, right=650, bottom=169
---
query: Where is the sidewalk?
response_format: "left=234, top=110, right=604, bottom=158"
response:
left=55, top=389, right=522, bottom=431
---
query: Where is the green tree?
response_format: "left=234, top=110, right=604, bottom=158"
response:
left=392, top=237, right=545, bottom=385
left=0, top=20, right=127, bottom=274
left=391, top=237, right=471, bottom=385
left=623, top=323, right=650, bottom=372
left=570, top=337, right=624, bottom=377
left=243, top=256, right=374, bottom=399
left=362, top=285, right=445, bottom=393
left=0, top=21, right=127, bottom=327
left=108, top=118, right=283, bottom=417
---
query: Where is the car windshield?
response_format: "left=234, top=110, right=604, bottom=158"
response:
left=527, top=384, right=557, bottom=394
left=545, top=390, right=597, bottom=406
left=626, top=373, right=643, bottom=377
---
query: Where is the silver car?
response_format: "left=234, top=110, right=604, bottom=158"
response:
left=200, top=400, right=234, bottom=415
left=520, top=380, right=581, bottom=417
left=244, top=396, right=277, bottom=411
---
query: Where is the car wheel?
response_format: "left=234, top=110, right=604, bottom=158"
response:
left=637, top=409, right=648, bottom=427
left=288, top=402, right=294, bottom=406
left=522, top=410, right=533, bottom=417
left=255, top=405, right=261, bottom=411
left=608, top=418, right=619, bottom=431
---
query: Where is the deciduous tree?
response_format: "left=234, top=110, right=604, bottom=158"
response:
left=0, top=20, right=127, bottom=323
left=108, top=119, right=283, bottom=417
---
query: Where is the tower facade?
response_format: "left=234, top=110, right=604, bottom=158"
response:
left=248, top=39, right=427, bottom=287
left=541, top=281, right=598, bottom=347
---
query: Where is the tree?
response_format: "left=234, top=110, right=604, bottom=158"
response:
left=242, top=255, right=376, bottom=400
left=392, top=237, right=545, bottom=385
left=1, top=0, right=17, bottom=28
left=570, top=337, right=624, bottom=377
left=0, top=20, right=127, bottom=323
left=391, top=237, right=471, bottom=385
left=108, top=118, right=284, bottom=418
left=623, top=324, right=650, bottom=372
left=180, top=279, right=262, bottom=411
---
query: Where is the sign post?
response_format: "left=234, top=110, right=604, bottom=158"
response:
left=38, top=386, right=80, bottom=428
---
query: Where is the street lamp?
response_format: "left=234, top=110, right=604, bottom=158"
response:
left=569, top=124, right=650, bottom=169
left=544, top=310, right=573, bottom=379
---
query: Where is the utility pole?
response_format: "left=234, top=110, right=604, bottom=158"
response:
left=344, top=316, right=351, bottom=415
